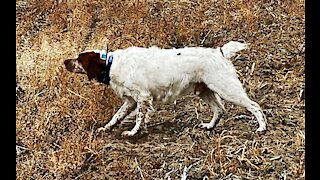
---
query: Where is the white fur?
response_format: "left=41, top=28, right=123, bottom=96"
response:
left=97, top=41, right=266, bottom=136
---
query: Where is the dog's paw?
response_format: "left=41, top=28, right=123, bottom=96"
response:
left=97, top=126, right=111, bottom=133
left=97, top=127, right=106, bottom=132
left=256, top=126, right=266, bottom=132
left=199, top=123, right=214, bottom=130
left=121, top=130, right=136, bottom=137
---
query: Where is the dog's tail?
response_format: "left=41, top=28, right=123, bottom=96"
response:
left=220, top=41, right=249, bottom=59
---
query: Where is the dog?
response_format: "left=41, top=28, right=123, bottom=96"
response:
left=64, top=41, right=266, bottom=136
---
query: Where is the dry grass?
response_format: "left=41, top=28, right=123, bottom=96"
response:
left=16, top=0, right=305, bottom=179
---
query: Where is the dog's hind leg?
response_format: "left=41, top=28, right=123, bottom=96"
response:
left=198, top=87, right=225, bottom=129
left=97, top=97, right=136, bottom=132
left=203, top=75, right=266, bottom=132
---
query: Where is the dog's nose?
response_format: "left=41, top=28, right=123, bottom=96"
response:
left=64, top=59, right=71, bottom=66
left=64, top=59, right=74, bottom=72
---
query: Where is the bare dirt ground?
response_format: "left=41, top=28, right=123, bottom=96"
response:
left=16, top=0, right=305, bottom=179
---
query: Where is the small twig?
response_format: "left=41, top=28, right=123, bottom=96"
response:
left=235, top=114, right=253, bottom=120
left=244, top=158, right=260, bottom=170
left=224, top=173, right=233, bottom=179
left=181, top=166, right=190, bottom=180
left=270, top=156, right=282, bottom=161
left=195, top=107, right=199, bottom=119
left=298, top=88, right=304, bottom=102
left=241, top=141, right=248, bottom=160
left=135, top=157, right=145, bottom=180
left=201, top=29, right=212, bottom=44
left=165, top=169, right=177, bottom=180
left=75, top=172, right=88, bottom=179
left=188, top=142, right=195, bottom=151
left=16, top=145, right=28, bottom=150
left=180, top=160, right=202, bottom=180
left=67, top=88, right=89, bottom=101
left=250, top=62, right=255, bottom=76
left=16, top=145, right=28, bottom=155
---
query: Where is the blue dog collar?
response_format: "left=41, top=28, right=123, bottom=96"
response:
left=99, top=49, right=107, bottom=60
left=99, top=51, right=113, bottom=85
left=106, top=53, right=113, bottom=65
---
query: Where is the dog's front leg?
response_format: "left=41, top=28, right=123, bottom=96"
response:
left=97, top=97, right=136, bottom=132
left=121, top=100, right=148, bottom=137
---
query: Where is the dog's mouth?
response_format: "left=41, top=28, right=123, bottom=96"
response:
left=64, top=59, right=86, bottom=74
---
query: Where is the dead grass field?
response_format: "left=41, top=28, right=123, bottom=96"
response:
left=16, top=0, right=305, bottom=179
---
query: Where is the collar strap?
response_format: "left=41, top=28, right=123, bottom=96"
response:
left=98, top=49, right=113, bottom=65
left=106, top=52, right=113, bottom=65
left=98, top=51, right=113, bottom=85
left=99, top=49, right=107, bottom=60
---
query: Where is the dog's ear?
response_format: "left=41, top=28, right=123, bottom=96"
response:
left=86, top=59, right=105, bottom=80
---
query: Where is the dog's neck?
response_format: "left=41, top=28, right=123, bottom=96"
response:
left=97, top=53, right=113, bottom=85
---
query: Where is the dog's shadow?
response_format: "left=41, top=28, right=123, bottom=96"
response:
left=92, top=115, right=223, bottom=144
left=118, top=120, right=190, bottom=143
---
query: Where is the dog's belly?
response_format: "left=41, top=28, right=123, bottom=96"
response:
left=151, top=82, right=207, bottom=103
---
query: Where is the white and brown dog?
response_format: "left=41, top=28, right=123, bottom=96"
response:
left=64, top=41, right=266, bottom=136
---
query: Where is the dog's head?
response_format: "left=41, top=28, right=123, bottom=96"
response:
left=64, top=50, right=106, bottom=80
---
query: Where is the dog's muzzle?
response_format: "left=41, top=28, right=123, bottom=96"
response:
left=64, top=59, right=86, bottom=74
